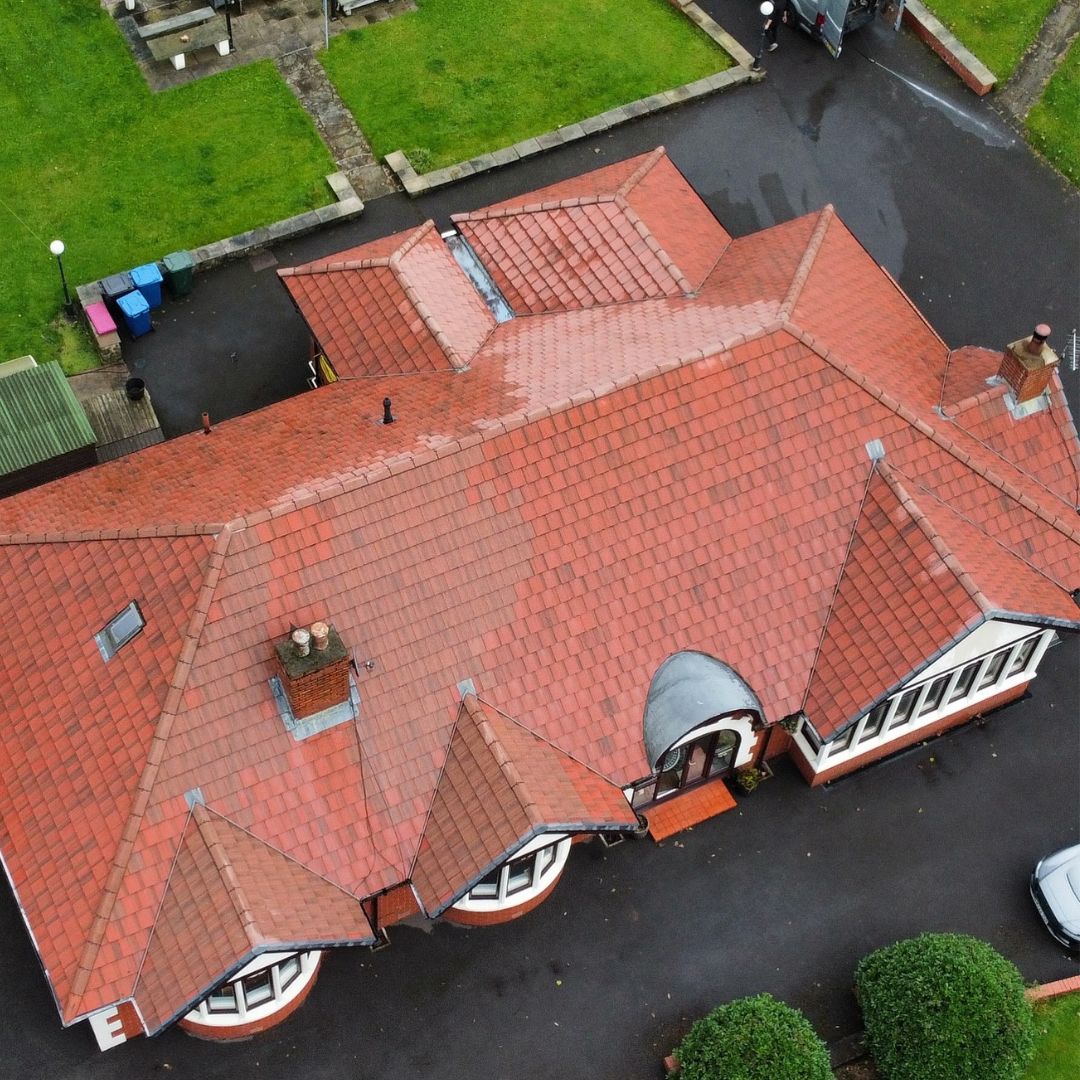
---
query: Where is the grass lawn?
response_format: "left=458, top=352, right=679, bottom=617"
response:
left=1025, top=993, right=1080, bottom=1079
left=1026, top=35, right=1080, bottom=187
left=0, top=0, right=334, bottom=371
left=321, top=0, right=731, bottom=173
left=923, top=0, right=1057, bottom=81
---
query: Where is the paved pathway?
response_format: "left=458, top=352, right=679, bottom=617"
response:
left=276, top=47, right=397, bottom=201
left=997, top=0, right=1080, bottom=120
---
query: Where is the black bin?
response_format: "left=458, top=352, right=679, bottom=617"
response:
left=100, top=271, right=135, bottom=319
left=162, top=251, right=195, bottom=298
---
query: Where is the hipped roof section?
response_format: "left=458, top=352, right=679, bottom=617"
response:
left=134, top=807, right=373, bottom=1033
left=411, top=696, right=638, bottom=916
left=278, top=221, right=496, bottom=378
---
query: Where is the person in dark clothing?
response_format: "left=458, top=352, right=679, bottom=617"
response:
left=765, top=0, right=792, bottom=51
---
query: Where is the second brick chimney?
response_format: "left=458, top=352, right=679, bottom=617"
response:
left=999, top=324, right=1060, bottom=403
left=275, top=621, right=351, bottom=719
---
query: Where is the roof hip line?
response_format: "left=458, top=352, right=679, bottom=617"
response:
left=778, top=205, right=834, bottom=319
left=195, top=807, right=262, bottom=948
left=68, top=523, right=238, bottom=1011
left=782, top=320, right=1080, bottom=544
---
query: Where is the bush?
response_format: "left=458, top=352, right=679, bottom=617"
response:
left=674, top=993, right=832, bottom=1080
left=855, top=933, right=1035, bottom=1080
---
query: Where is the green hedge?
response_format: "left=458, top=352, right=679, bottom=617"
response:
left=855, top=933, right=1035, bottom=1080
left=674, top=993, right=833, bottom=1080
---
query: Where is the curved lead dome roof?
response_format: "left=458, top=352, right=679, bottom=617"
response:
left=643, top=651, right=764, bottom=767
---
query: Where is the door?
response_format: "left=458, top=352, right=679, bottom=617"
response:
left=644, top=729, right=741, bottom=803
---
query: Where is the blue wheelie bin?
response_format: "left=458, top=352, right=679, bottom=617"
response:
left=117, top=290, right=152, bottom=339
left=130, top=263, right=164, bottom=309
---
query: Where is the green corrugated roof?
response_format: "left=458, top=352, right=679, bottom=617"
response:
left=0, top=362, right=96, bottom=476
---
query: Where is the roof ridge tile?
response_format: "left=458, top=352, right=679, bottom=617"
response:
left=778, top=205, right=834, bottom=319
left=194, top=807, right=262, bottom=948
left=615, top=145, right=666, bottom=197
left=615, top=195, right=694, bottom=295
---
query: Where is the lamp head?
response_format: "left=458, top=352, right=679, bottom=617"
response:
left=760, top=1, right=774, bottom=13
left=49, top=240, right=65, bottom=257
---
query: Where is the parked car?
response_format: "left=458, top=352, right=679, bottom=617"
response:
left=1030, top=843, right=1080, bottom=953
left=787, top=0, right=902, bottom=57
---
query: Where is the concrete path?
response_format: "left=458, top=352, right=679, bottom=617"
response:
left=998, top=0, right=1080, bottom=120
left=276, top=48, right=397, bottom=201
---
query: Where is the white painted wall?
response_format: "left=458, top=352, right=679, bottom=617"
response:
left=919, top=619, right=1035, bottom=679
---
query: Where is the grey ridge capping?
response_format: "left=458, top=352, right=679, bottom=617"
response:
left=386, top=1, right=759, bottom=196
left=74, top=172, right=363, bottom=319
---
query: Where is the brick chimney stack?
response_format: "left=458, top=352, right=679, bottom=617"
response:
left=275, top=622, right=351, bottom=720
left=999, top=324, right=1060, bottom=403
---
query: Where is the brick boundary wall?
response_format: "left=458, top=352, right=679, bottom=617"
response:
left=902, top=0, right=998, bottom=96
left=793, top=682, right=1029, bottom=786
left=177, top=954, right=324, bottom=1041
left=1026, top=975, right=1080, bottom=1002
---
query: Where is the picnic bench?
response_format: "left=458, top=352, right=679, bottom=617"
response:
left=145, top=14, right=229, bottom=70
left=137, top=6, right=216, bottom=40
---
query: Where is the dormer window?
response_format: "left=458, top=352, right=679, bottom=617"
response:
left=95, top=601, right=144, bottom=661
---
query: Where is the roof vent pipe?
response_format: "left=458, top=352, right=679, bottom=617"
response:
left=291, top=627, right=311, bottom=658
left=202, top=412, right=211, bottom=435
left=382, top=397, right=394, bottom=425
left=310, top=621, right=330, bottom=651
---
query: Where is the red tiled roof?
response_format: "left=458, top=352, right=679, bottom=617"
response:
left=134, top=807, right=372, bottom=1032
left=412, top=696, right=637, bottom=915
left=278, top=222, right=495, bottom=377
left=0, top=149, right=1077, bottom=1031
left=454, top=148, right=730, bottom=313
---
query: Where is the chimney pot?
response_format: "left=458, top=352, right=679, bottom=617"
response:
left=310, top=621, right=330, bottom=651
left=291, top=627, right=311, bottom=657
left=1028, top=324, right=1051, bottom=352
left=202, top=412, right=211, bottom=435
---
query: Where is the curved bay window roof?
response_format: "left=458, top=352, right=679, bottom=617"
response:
left=643, top=651, right=765, bottom=768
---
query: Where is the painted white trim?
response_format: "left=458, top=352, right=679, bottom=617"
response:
left=667, top=712, right=757, bottom=769
left=794, top=629, right=1052, bottom=773
left=88, top=1004, right=132, bottom=1051
left=450, top=836, right=570, bottom=914
left=183, top=950, right=318, bottom=1029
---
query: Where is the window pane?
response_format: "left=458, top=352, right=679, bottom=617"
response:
left=858, top=703, right=889, bottom=743
left=505, top=854, right=534, bottom=896
left=800, top=719, right=821, bottom=751
left=947, top=661, right=980, bottom=703
left=1008, top=636, right=1038, bottom=676
left=827, top=726, right=855, bottom=756
left=207, top=983, right=237, bottom=1013
left=244, top=970, right=274, bottom=1008
left=470, top=865, right=501, bottom=899
left=278, top=955, right=302, bottom=991
left=631, top=783, right=654, bottom=809
left=538, top=844, right=558, bottom=875
left=977, top=650, right=1009, bottom=690
left=918, top=676, right=951, bottom=717
left=888, top=688, right=919, bottom=729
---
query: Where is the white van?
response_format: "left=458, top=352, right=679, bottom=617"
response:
left=787, top=0, right=904, bottom=57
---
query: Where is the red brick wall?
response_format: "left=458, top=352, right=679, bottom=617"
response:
left=441, top=871, right=563, bottom=927
left=998, top=349, right=1056, bottom=402
left=117, top=1000, right=143, bottom=1040
left=279, top=657, right=351, bottom=719
left=365, top=883, right=421, bottom=928
left=177, top=955, right=324, bottom=1041
left=794, top=683, right=1028, bottom=786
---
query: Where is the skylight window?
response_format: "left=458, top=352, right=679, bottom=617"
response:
left=95, top=601, right=144, bottom=661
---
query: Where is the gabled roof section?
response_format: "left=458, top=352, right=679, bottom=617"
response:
left=0, top=361, right=96, bottom=475
left=134, top=807, right=373, bottom=1033
left=453, top=148, right=730, bottom=314
left=411, top=696, right=637, bottom=916
left=279, top=222, right=495, bottom=378
left=0, top=527, right=217, bottom=1014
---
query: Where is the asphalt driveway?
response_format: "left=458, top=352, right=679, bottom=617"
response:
left=2, top=637, right=1076, bottom=1080
left=5, top=10, right=1079, bottom=1080
left=123, top=15, right=1080, bottom=436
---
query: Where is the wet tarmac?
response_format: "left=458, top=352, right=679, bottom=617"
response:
left=5, top=9, right=1079, bottom=1080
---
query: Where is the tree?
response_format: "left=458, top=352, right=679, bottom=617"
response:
left=674, top=992, right=832, bottom=1080
left=855, top=932, right=1035, bottom=1080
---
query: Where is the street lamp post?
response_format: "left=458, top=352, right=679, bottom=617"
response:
left=49, top=240, right=75, bottom=322
left=752, top=1, right=775, bottom=71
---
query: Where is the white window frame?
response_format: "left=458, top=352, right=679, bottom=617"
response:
left=185, top=951, right=319, bottom=1028
left=452, top=835, right=571, bottom=914
left=793, top=629, right=1053, bottom=772
left=95, top=600, right=144, bottom=660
